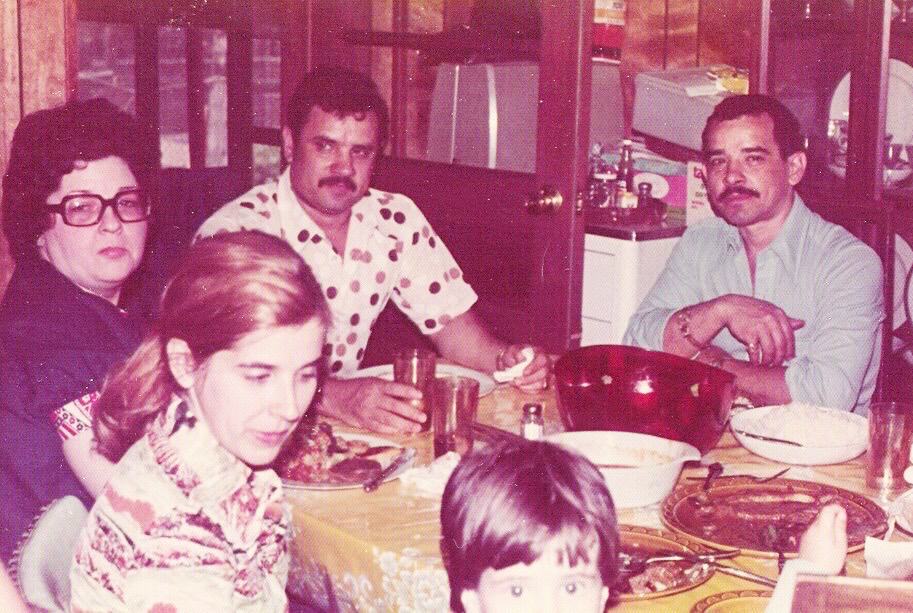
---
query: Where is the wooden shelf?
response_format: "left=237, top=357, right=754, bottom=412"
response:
left=341, top=28, right=539, bottom=63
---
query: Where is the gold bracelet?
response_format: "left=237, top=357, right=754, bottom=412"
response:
left=675, top=310, right=705, bottom=352
left=495, top=346, right=509, bottom=370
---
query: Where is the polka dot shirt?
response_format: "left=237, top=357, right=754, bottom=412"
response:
left=195, top=169, right=478, bottom=375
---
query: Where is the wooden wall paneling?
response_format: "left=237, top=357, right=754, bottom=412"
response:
left=312, top=0, right=372, bottom=71
left=187, top=28, right=208, bottom=169
left=227, top=29, right=254, bottom=180
left=389, top=0, right=408, bottom=157
left=280, top=0, right=312, bottom=127
left=0, top=0, right=21, bottom=294
left=696, top=0, right=756, bottom=69
left=19, top=0, right=76, bottom=114
left=442, top=0, right=472, bottom=30
left=0, top=0, right=75, bottom=296
left=622, top=0, right=700, bottom=134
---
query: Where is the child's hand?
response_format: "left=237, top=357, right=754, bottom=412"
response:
left=798, top=504, right=847, bottom=574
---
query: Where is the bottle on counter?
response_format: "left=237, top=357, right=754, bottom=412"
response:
left=521, top=403, right=545, bottom=440
left=637, top=181, right=653, bottom=208
left=618, top=139, right=635, bottom=192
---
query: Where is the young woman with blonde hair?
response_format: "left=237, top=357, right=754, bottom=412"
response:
left=69, top=231, right=328, bottom=612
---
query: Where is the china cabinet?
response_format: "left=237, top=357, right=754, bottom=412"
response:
left=753, top=0, right=911, bottom=399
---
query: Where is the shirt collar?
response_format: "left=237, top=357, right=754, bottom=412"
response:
left=149, top=395, right=282, bottom=509
left=721, top=193, right=809, bottom=275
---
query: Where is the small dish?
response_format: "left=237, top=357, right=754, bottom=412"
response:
left=730, top=404, right=867, bottom=466
left=615, top=525, right=716, bottom=601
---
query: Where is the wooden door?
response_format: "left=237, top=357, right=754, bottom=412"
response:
left=306, top=1, right=594, bottom=360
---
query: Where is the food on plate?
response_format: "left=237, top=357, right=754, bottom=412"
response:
left=664, top=478, right=887, bottom=555
left=614, top=546, right=710, bottom=598
left=275, top=422, right=400, bottom=485
left=737, top=403, right=866, bottom=447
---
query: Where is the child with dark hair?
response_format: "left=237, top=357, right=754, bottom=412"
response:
left=440, top=440, right=619, bottom=613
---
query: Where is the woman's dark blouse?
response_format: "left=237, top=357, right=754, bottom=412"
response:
left=0, top=255, right=142, bottom=563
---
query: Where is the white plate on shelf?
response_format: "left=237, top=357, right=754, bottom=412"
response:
left=895, top=235, right=913, bottom=332
left=281, top=433, right=413, bottom=491
left=731, top=404, right=868, bottom=466
left=342, top=363, right=497, bottom=397
left=828, top=58, right=913, bottom=151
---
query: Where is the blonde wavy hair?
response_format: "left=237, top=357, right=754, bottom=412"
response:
left=93, top=231, right=328, bottom=461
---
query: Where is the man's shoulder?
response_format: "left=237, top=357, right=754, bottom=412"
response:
left=358, top=188, right=428, bottom=230
left=801, top=208, right=881, bottom=270
left=195, top=178, right=283, bottom=239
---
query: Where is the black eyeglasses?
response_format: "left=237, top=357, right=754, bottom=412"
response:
left=46, top=189, right=151, bottom=227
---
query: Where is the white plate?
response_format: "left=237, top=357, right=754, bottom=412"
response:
left=895, top=235, right=913, bottom=331
left=731, top=405, right=868, bottom=466
left=344, top=363, right=497, bottom=397
left=829, top=58, right=913, bottom=149
left=281, top=433, right=413, bottom=491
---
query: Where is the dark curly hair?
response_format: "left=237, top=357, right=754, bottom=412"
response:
left=702, top=94, right=805, bottom=160
left=285, top=66, right=389, bottom=151
left=2, top=98, right=160, bottom=260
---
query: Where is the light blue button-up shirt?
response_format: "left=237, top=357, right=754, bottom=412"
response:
left=623, top=195, right=884, bottom=413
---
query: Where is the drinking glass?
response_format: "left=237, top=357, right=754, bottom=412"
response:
left=866, top=401, right=913, bottom=495
left=428, top=376, right=480, bottom=457
left=392, top=348, right=437, bottom=431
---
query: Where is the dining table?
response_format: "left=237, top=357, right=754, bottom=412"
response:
left=284, top=378, right=911, bottom=612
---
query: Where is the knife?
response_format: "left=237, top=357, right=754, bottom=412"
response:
left=363, top=447, right=415, bottom=492
left=732, top=428, right=803, bottom=447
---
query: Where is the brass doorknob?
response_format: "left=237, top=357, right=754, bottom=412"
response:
left=525, top=186, right=563, bottom=213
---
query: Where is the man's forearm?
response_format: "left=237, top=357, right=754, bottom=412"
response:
left=430, top=309, right=505, bottom=372
left=719, top=358, right=791, bottom=406
left=662, top=297, right=728, bottom=357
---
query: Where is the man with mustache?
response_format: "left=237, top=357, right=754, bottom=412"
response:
left=197, top=68, right=550, bottom=432
left=624, top=95, right=883, bottom=412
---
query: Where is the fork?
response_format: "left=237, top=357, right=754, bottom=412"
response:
left=687, top=465, right=790, bottom=487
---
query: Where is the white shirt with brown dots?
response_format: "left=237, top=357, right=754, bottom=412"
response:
left=195, top=169, right=478, bottom=375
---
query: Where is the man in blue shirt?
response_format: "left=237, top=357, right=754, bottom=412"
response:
left=624, top=95, right=883, bottom=412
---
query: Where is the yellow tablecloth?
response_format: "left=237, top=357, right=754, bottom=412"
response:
left=285, top=386, right=908, bottom=612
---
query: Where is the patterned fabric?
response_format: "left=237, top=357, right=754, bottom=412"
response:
left=195, top=169, right=478, bottom=375
left=0, top=255, right=143, bottom=564
left=623, top=195, right=884, bottom=413
left=70, top=397, right=290, bottom=612
left=52, top=392, right=98, bottom=441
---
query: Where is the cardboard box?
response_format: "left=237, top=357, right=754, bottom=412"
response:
left=685, top=161, right=714, bottom=225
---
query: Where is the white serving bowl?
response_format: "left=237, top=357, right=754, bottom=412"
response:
left=730, top=405, right=868, bottom=466
left=546, top=431, right=701, bottom=508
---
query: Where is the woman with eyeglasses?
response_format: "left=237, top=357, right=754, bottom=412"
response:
left=0, top=98, right=158, bottom=564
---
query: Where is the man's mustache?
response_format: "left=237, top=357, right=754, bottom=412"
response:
left=318, top=176, right=357, bottom=191
left=720, top=185, right=761, bottom=200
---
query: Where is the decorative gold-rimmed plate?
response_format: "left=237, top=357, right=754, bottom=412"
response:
left=614, top=525, right=715, bottom=601
left=690, top=589, right=772, bottom=613
left=661, top=476, right=887, bottom=557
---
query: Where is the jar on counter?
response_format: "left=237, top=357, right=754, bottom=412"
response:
left=521, top=403, right=545, bottom=440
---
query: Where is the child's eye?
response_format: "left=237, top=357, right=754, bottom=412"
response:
left=244, top=372, right=270, bottom=383
left=509, top=585, right=523, bottom=598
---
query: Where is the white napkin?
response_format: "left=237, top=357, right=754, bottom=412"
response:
left=399, top=452, right=461, bottom=498
left=492, top=347, right=535, bottom=383
left=864, top=535, right=913, bottom=579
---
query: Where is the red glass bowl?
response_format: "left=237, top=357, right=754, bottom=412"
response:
left=554, top=345, right=735, bottom=455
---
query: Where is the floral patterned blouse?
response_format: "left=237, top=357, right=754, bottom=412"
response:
left=69, top=397, right=290, bottom=612
left=195, top=169, right=478, bottom=375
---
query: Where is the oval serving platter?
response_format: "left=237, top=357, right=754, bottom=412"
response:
left=660, top=476, right=887, bottom=558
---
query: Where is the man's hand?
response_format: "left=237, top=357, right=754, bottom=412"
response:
left=319, top=377, right=426, bottom=434
left=497, top=344, right=552, bottom=392
left=720, top=295, right=805, bottom=366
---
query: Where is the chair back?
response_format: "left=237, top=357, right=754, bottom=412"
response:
left=11, top=496, right=88, bottom=612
